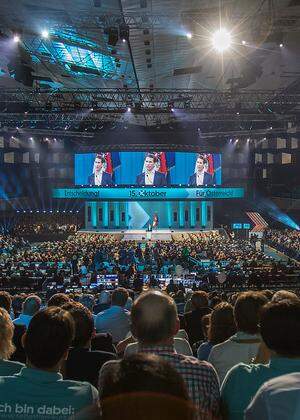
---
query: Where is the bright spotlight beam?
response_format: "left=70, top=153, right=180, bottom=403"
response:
left=41, top=30, right=49, bottom=39
left=212, top=29, right=232, bottom=52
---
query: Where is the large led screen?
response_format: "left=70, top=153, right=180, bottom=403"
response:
left=75, top=152, right=222, bottom=186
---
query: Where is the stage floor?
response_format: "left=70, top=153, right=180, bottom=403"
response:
left=78, top=228, right=217, bottom=241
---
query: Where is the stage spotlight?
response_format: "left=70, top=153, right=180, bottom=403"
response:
left=13, top=34, right=20, bottom=43
left=120, top=24, right=130, bottom=42
left=41, top=30, right=49, bottom=39
left=212, top=28, right=231, bottom=52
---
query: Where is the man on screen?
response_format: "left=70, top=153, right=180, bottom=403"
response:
left=188, top=154, right=214, bottom=186
left=136, top=153, right=167, bottom=186
left=88, top=154, right=113, bottom=186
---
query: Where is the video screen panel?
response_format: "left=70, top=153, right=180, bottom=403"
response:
left=74, top=152, right=222, bottom=186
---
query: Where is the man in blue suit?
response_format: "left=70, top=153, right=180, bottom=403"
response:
left=88, top=154, right=113, bottom=186
left=188, top=154, right=214, bottom=186
left=136, top=153, right=167, bottom=186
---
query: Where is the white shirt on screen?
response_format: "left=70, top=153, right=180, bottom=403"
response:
left=94, top=171, right=103, bottom=186
left=196, top=170, right=204, bottom=186
left=145, top=170, right=155, bottom=185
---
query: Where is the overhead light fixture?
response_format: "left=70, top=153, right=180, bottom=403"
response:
left=119, top=24, right=130, bottom=42
left=127, top=106, right=131, bottom=112
left=242, top=40, right=246, bottom=45
left=212, top=28, right=232, bottom=52
left=279, top=43, right=283, bottom=48
left=41, top=30, right=49, bottom=39
left=186, top=33, right=192, bottom=39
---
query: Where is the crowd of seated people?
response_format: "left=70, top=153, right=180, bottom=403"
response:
left=1, top=231, right=298, bottom=295
left=0, top=286, right=299, bottom=419
left=266, top=228, right=300, bottom=261
left=10, top=213, right=82, bottom=236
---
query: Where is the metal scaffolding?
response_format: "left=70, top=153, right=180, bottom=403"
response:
left=0, top=88, right=300, bottom=112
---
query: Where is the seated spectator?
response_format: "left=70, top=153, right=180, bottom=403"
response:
left=99, top=290, right=220, bottom=419
left=0, top=291, right=14, bottom=319
left=183, top=291, right=212, bottom=345
left=13, top=295, right=41, bottom=329
left=0, top=307, right=99, bottom=419
left=99, top=353, right=195, bottom=420
left=245, top=372, right=300, bottom=420
left=198, top=303, right=236, bottom=361
left=0, top=291, right=26, bottom=363
left=0, top=308, right=24, bottom=375
left=271, top=290, right=298, bottom=303
left=93, top=291, right=111, bottom=315
left=221, top=298, right=300, bottom=420
left=62, top=301, right=116, bottom=387
left=95, top=288, right=130, bottom=343
left=48, top=293, right=70, bottom=307
left=208, top=291, right=267, bottom=383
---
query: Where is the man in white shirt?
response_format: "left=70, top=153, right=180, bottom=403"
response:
left=88, top=154, right=113, bottom=186
left=13, top=295, right=41, bottom=329
left=208, top=291, right=267, bottom=384
left=188, top=154, right=214, bottom=186
left=136, top=154, right=167, bottom=186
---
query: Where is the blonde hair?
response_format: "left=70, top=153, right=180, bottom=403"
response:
left=0, top=308, right=15, bottom=359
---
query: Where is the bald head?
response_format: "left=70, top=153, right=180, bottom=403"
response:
left=131, top=291, right=179, bottom=345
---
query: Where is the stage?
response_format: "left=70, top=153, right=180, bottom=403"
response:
left=78, top=228, right=219, bottom=241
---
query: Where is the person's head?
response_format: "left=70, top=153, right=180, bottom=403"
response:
left=196, top=154, right=207, bottom=172
left=23, top=295, right=41, bottom=316
left=62, top=302, right=94, bottom=348
left=23, top=307, right=74, bottom=370
left=260, top=299, right=300, bottom=357
left=131, top=291, right=179, bottom=346
left=48, top=293, right=70, bottom=308
left=144, top=154, right=157, bottom=172
left=94, top=154, right=105, bottom=173
left=111, top=288, right=129, bottom=307
left=0, top=291, right=12, bottom=313
left=100, top=353, right=194, bottom=420
left=234, top=291, right=267, bottom=334
left=208, top=302, right=236, bottom=345
left=191, top=291, right=209, bottom=310
left=0, top=308, right=15, bottom=359
left=271, top=290, right=298, bottom=303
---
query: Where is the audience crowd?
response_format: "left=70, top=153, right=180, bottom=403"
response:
left=266, top=228, right=300, bottom=261
left=0, top=225, right=299, bottom=418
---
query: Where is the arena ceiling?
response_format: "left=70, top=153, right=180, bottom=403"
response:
left=0, top=0, right=300, bottom=129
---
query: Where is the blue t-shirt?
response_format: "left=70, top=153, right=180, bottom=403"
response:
left=0, top=367, right=98, bottom=419
left=221, top=357, right=300, bottom=420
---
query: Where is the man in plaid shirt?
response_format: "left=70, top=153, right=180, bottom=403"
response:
left=99, top=291, right=220, bottom=419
